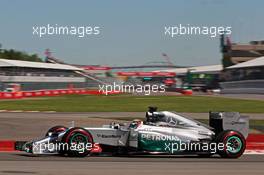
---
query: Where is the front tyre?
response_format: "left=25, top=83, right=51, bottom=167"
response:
left=61, top=127, right=93, bottom=157
left=216, top=130, right=246, bottom=158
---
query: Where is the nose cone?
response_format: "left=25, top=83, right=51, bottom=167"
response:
left=22, top=142, right=33, bottom=153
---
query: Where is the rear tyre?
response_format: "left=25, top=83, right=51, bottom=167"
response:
left=216, top=130, right=246, bottom=158
left=45, top=125, right=68, bottom=137
left=61, top=127, right=93, bottom=157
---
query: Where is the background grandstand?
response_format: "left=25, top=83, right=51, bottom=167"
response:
left=0, top=59, right=86, bottom=91
left=221, top=34, right=264, bottom=67
left=220, top=56, right=264, bottom=94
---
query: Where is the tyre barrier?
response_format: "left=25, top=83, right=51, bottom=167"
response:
left=0, top=89, right=121, bottom=99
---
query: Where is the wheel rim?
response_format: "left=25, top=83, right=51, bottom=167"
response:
left=226, top=136, right=242, bottom=154
left=63, top=128, right=94, bottom=156
left=70, top=133, right=88, bottom=145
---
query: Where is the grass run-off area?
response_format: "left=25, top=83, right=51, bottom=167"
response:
left=0, top=94, right=263, bottom=113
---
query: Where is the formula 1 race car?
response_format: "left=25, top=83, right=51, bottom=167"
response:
left=23, top=107, right=249, bottom=158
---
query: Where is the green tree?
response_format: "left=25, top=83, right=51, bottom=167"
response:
left=0, top=46, right=43, bottom=62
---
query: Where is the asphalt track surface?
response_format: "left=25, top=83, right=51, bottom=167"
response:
left=0, top=112, right=263, bottom=175
left=0, top=153, right=263, bottom=175
left=0, top=112, right=263, bottom=140
left=0, top=111, right=263, bottom=119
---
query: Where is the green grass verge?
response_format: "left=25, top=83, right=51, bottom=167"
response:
left=0, top=94, right=264, bottom=113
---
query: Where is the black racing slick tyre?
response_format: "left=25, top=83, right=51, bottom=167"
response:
left=216, top=130, right=246, bottom=158
left=60, top=127, right=94, bottom=157
left=45, top=125, right=68, bottom=137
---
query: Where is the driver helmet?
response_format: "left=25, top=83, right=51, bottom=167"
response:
left=130, top=119, right=143, bottom=128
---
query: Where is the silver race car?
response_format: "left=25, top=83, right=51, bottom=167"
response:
left=23, top=107, right=249, bottom=158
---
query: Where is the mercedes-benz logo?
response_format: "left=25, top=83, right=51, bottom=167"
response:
left=167, top=117, right=177, bottom=126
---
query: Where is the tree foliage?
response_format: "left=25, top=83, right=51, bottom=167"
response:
left=0, top=45, right=43, bottom=62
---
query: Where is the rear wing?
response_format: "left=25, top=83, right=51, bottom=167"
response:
left=209, top=112, right=249, bottom=138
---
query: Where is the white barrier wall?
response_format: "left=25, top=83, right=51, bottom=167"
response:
left=220, top=79, right=264, bottom=94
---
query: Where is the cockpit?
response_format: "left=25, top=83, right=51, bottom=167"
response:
left=145, top=107, right=208, bottom=128
left=109, top=107, right=211, bottom=130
